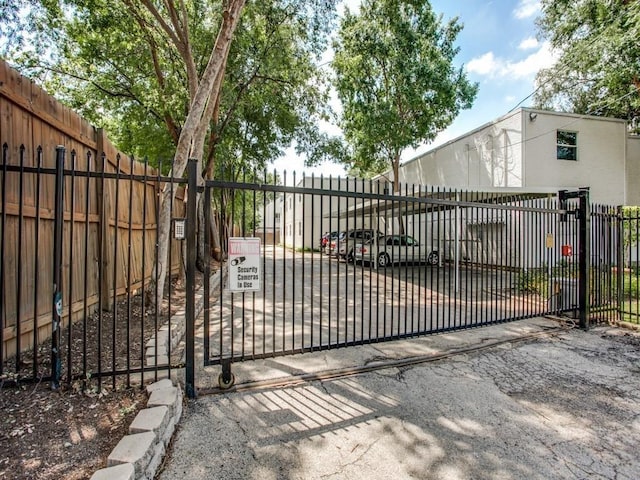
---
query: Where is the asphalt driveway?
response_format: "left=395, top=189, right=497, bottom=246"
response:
left=159, top=318, right=640, bottom=480
left=203, top=246, right=550, bottom=367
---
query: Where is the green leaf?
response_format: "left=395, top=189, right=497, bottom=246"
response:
left=332, top=0, right=477, bottom=185
left=534, top=0, right=640, bottom=131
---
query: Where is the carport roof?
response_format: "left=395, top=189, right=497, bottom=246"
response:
left=323, top=186, right=562, bottom=218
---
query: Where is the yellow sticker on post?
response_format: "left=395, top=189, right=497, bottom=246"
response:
left=545, top=233, right=554, bottom=249
left=228, top=237, right=262, bottom=292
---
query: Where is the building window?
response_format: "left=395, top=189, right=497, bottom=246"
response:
left=298, top=222, right=302, bottom=236
left=557, top=130, right=577, bottom=161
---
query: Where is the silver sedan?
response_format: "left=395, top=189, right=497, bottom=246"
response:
left=354, top=234, right=439, bottom=268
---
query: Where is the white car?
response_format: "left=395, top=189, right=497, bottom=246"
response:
left=354, top=234, right=439, bottom=268
left=334, top=228, right=382, bottom=262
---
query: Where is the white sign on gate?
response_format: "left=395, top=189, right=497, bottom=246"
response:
left=228, top=237, right=261, bottom=292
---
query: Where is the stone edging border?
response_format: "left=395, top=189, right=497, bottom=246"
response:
left=145, top=271, right=221, bottom=367
left=90, top=379, right=183, bottom=480
left=90, top=270, right=222, bottom=480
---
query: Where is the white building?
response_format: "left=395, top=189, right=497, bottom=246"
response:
left=277, top=176, right=384, bottom=250
left=390, top=107, right=640, bottom=205
left=263, top=108, right=640, bottom=260
left=376, top=107, right=640, bottom=266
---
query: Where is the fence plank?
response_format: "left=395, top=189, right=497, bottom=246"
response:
left=0, top=66, right=98, bottom=151
left=1, top=60, right=183, bottom=365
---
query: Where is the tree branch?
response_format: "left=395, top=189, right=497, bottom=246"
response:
left=135, top=0, right=199, bottom=98
left=136, top=0, right=182, bottom=51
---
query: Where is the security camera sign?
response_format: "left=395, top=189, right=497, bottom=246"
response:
left=228, top=237, right=261, bottom=292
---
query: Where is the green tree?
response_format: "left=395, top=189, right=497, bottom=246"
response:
left=6, top=0, right=248, bottom=304
left=6, top=0, right=339, bottom=303
left=534, top=0, right=640, bottom=130
left=0, top=0, right=21, bottom=56
left=12, top=1, right=338, bottom=171
left=332, top=0, right=477, bottom=190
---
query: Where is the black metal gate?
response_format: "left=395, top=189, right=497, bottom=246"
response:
left=0, top=154, right=626, bottom=391
left=184, top=160, right=598, bottom=394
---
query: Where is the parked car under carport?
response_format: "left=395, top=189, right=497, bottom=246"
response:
left=354, top=234, right=439, bottom=268
left=334, top=228, right=382, bottom=262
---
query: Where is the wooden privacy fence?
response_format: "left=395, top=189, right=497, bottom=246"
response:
left=0, top=59, right=184, bottom=363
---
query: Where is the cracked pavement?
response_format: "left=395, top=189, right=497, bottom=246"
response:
left=158, top=319, right=640, bottom=480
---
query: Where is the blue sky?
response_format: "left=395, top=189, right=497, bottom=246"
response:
left=273, top=0, right=556, bottom=179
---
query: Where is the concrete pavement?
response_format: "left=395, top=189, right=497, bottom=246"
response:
left=158, top=318, right=640, bottom=480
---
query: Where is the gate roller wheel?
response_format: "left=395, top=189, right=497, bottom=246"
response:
left=218, top=372, right=236, bottom=390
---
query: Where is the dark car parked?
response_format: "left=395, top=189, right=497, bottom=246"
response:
left=320, top=231, right=339, bottom=254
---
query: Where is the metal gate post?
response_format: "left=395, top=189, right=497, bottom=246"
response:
left=578, top=188, right=590, bottom=330
left=616, top=206, right=624, bottom=321
left=185, top=158, right=197, bottom=398
left=51, top=146, right=65, bottom=389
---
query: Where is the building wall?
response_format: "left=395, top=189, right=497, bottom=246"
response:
left=399, top=197, right=573, bottom=269
left=395, top=108, right=629, bottom=205
left=396, top=110, right=524, bottom=189
left=259, top=195, right=283, bottom=245
left=626, top=135, right=640, bottom=206
left=280, top=177, right=380, bottom=250
left=390, top=108, right=632, bottom=268
left=522, top=109, right=627, bottom=205
left=268, top=110, right=636, bottom=255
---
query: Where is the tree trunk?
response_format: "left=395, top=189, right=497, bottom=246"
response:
left=392, top=153, right=405, bottom=235
left=152, top=0, right=245, bottom=309
left=192, top=71, right=224, bottom=273
left=210, top=213, right=222, bottom=261
left=197, top=192, right=206, bottom=272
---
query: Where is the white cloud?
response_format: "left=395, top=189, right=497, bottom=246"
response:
left=508, top=42, right=556, bottom=78
left=466, top=41, right=556, bottom=80
left=513, top=0, right=541, bottom=19
left=466, top=52, right=500, bottom=77
left=518, top=37, right=539, bottom=50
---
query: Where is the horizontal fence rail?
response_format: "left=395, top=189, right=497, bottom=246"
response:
left=0, top=144, right=187, bottom=388
left=193, top=166, right=626, bottom=381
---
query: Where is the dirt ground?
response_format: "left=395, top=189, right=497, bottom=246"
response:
left=0, top=268, right=211, bottom=480
left=0, top=383, right=147, bottom=480
left=0, top=286, right=164, bottom=480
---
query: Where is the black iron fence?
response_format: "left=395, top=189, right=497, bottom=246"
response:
left=185, top=160, right=626, bottom=391
left=618, top=207, right=640, bottom=322
left=2, top=152, right=638, bottom=390
left=1, top=144, right=186, bottom=389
